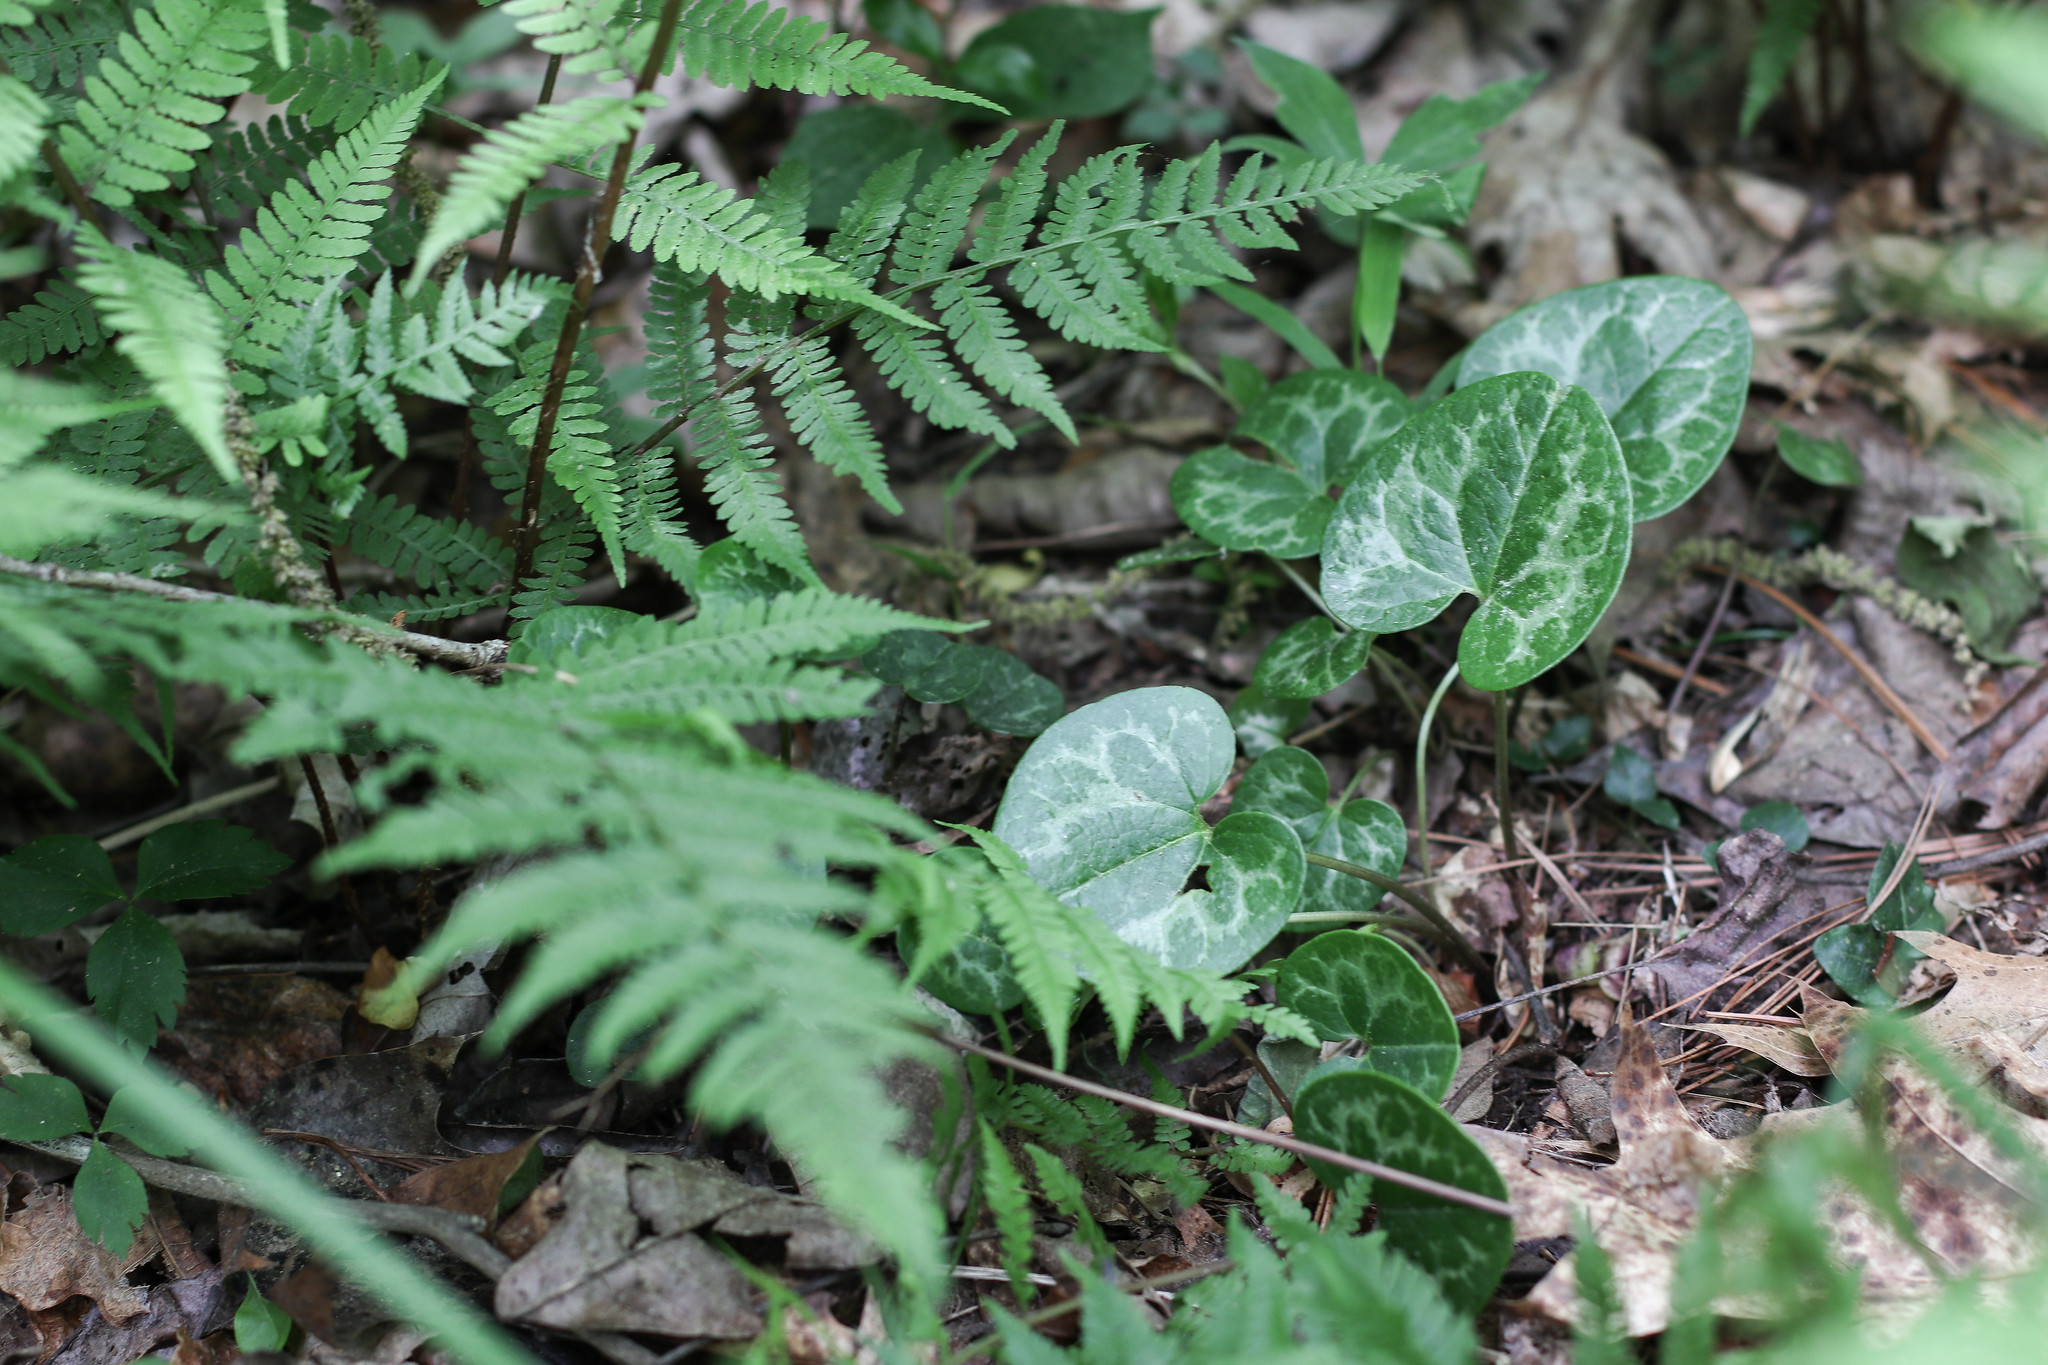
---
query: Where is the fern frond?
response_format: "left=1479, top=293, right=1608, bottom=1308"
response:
left=0, top=0, right=124, bottom=90
left=184, top=114, right=341, bottom=216
left=889, top=135, right=1013, bottom=284
left=74, top=229, right=234, bottom=482
left=615, top=159, right=906, bottom=313
left=932, top=279, right=1073, bottom=441
left=411, top=95, right=648, bottom=289
left=503, top=0, right=633, bottom=79
left=766, top=334, right=897, bottom=511
left=822, top=152, right=918, bottom=289
left=0, top=281, right=105, bottom=365
left=357, top=273, right=556, bottom=404
left=346, top=494, right=511, bottom=594
left=959, top=832, right=1083, bottom=1070
left=643, top=260, right=714, bottom=423
left=976, top=1124, right=1038, bottom=1302
left=618, top=443, right=699, bottom=586
left=968, top=125, right=1058, bottom=266
left=688, top=388, right=814, bottom=583
left=850, top=309, right=1009, bottom=440
left=512, top=516, right=595, bottom=624
left=489, top=351, right=627, bottom=581
left=209, top=82, right=441, bottom=360
left=0, top=75, right=45, bottom=182
left=668, top=0, right=999, bottom=109
left=57, top=0, right=270, bottom=207
left=248, top=33, right=448, bottom=131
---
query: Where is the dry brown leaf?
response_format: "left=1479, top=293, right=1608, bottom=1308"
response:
left=0, top=1184, right=152, bottom=1324
left=390, top=1135, right=543, bottom=1227
left=1893, top=932, right=2048, bottom=1047
left=1676, top=1021, right=1831, bottom=1077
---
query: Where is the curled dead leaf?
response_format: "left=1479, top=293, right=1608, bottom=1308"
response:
left=1676, top=1021, right=1831, bottom=1077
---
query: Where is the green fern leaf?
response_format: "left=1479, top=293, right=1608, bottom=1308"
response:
left=669, top=0, right=999, bottom=109
left=958, top=830, right=1082, bottom=1070
left=208, top=80, right=442, bottom=360
left=850, top=309, right=1008, bottom=440
left=643, top=260, right=714, bottom=423
left=346, top=494, right=511, bottom=594
left=512, top=517, right=595, bottom=624
left=504, top=0, right=633, bottom=79
left=0, top=281, right=106, bottom=366
left=822, top=151, right=918, bottom=288
left=249, top=33, right=448, bottom=131
left=74, top=229, right=234, bottom=483
left=57, top=0, right=270, bottom=207
left=689, top=388, right=815, bottom=583
left=976, top=1124, right=1038, bottom=1302
left=967, top=124, right=1059, bottom=265
left=489, top=356, right=627, bottom=581
left=932, top=279, right=1073, bottom=441
left=0, top=75, right=46, bottom=182
left=0, top=0, right=125, bottom=90
left=618, top=443, right=700, bottom=587
left=889, top=135, right=1013, bottom=284
left=410, top=94, right=649, bottom=289
left=765, top=334, right=899, bottom=512
left=184, top=113, right=341, bottom=215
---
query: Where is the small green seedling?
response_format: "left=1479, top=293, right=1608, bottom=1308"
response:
left=0, top=820, right=289, bottom=1049
left=1740, top=800, right=1810, bottom=853
left=1604, top=744, right=1680, bottom=829
left=1814, top=841, right=1945, bottom=1005
left=1293, top=1068, right=1513, bottom=1314
left=1171, top=369, right=1410, bottom=558
left=862, top=629, right=1064, bottom=736
left=991, top=687, right=1305, bottom=972
left=0, top=1071, right=192, bottom=1249
left=1275, top=929, right=1461, bottom=1098
left=1775, top=423, right=1862, bottom=487
left=1234, top=747, right=1404, bottom=916
left=236, top=1281, right=297, bottom=1353
left=1508, top=714, right=1593, bottom=772
left=1455, top=276, right=1754, bottom=521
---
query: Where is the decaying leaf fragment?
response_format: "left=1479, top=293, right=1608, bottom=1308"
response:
left=495, top=1142, right=881, bottom=1339
left=0, top=1179, right=153, bottom=1324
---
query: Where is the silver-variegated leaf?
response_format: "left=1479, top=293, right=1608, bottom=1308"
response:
left=991, top=687, right=1306, bottom=972
left=1169, top=446, right=1331, bottom=558
left=1252, top=617, right=1375, bottom=699
left=1456, top=276, right=1751, bottom=521
left=1320, top=371, right=1631, bottom=691
left=1235, top=370, right=1411, bottom=488
left=1234, top=746, right=1405, bottom=916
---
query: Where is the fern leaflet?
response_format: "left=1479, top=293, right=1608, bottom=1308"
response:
left=667, top=0, right=999, bottom=109
left=767, top=334, right=898, bottom=511
left=58, top=0, right=269, bottom=207
left=248, top=33, right=448, bottom=131
left=503, top=0, right=634, bottom=79
left=0, top=281, right=104, bottom=366
left=0, top=0, right=125, bottom=89
left=0, top=75, right=45, bottom=183
left=489, top=348, right=627, bottom=581
left=346, top=494, right=511, bottom=595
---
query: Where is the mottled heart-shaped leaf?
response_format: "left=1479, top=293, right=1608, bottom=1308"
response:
left=1458, top=276, right=1752, bottom=520
left=992, top=687, right=1306, bottom=972
left=1321, top=371, right=1631, bottom=691
left=1227, top=682, right=1311, bottom=758
left=1253, top=618, right=1375, bottom=699
left=1294, top=1068, right=1512, bottom=1313
left=1276, top=930, right=1460, bottom=1098
left=1234, top=746, right=1404, bottom=916
left=1169, top=445, right=1332, bottom=558
left=1235, top=370, right=1412, bottom=489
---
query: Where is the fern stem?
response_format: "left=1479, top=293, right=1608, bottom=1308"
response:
left=492, top=54, right=563, bottom=287
left=40, top=140, right=105, bottom=235
left=1300, top=852, right=1488, bottom=977
left=511, top=0, right=689, bottom=594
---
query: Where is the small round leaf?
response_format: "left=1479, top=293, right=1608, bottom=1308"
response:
left=1277, top=931, right=1460, bottom=1097
left=1322, top=372, right=1632, bottom=691
left=957, top=648, right=1064, bottom=736
left=1293, top=1068, right=1513, bottom=1314
left=1739, top=800, right=1809, bottom=853
left=1458, top=276, right=1752, bottom=520
left=1253, top=618, right=1375, bottom=699
left=1774, top=423, right=1861, bottom=487
left=1234, top=746, right=1405, bottom=915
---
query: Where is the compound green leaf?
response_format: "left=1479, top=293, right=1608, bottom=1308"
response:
left=1169, top=445, right=1332, bottom=558
left=1276, top=931, right=1459, bottom=1098
left=134, top=820, right=291, bottom=901
left=0, top=835, right=122, bottom=936
left=992, top=687, right=1305, bottom=972
left=74, top=1139, right=149, bottom=1249
left=1234, top=746, right=1404, bottom=916
left=1235, top=370, right=1412, bottom=490
left=1293, top=1068, right=1512, bottom=1314
left=1775, top=422, right=1861, bottom=486
left=86, top=907, right=185, bottom=1050
left=1322, top=372, right=1631, bottom=691
left=0, top=1073, right=89, bottom=1141
left=235, top=1284, right=297, bottom=1355
left=1457, top=276, right=1752, bottom=520
left=1253, top=617, right=1375, bottom=700
left=100, top=1085, right=192, bottom=1157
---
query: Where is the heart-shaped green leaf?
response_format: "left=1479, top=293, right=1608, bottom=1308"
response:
left=1253, top=618, right=1375, bottom=700
left=1457, top=276, right=1752, bottom=521
left=1293, top=1068, right=1512, bottom=1314
left=1170, top=445, right=1333, bottom=558
left=864, top=632, right=1064, bottom=735
left=1234, top=746, right=1404, bottom=916
left=1739, top=800, right=1809, bottom=852
left=134, top=820, right=291, bottom=901
left=1321, top=371, right=1632, bottom=691
left=900, top=916, right=1024, bottom=1017
left=0, top=836, right=122, bottom=935
left=957, top=648, right=1064, bottom=736
left=1276, top=930, right=1460, bottom=1098
left=1604, top=744, right=1679, bottom=829
left=1236, top=371, right=1413, bottom=490
left=992, top=687, right=1307, bottom=972
left=1227, top=682, right=1311, bottom=758
left=1815, top=841, right=1944, bottom=1005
